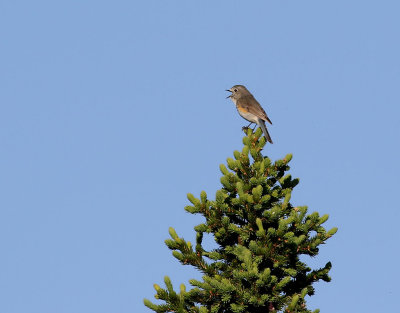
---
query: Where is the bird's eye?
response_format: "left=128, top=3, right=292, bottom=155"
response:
left=234, top=89, right=237, bottom=92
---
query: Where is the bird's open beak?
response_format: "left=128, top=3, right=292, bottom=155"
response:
left=226, top=89, right=232, bottom=99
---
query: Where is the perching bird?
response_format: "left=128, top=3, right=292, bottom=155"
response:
left=226, top=85, right=273, bottom=144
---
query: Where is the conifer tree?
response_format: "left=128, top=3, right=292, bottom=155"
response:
left=144, top=129, right=337, bottom=313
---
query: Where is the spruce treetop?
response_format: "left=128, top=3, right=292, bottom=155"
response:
left=144, top=128, right=337, bottom=313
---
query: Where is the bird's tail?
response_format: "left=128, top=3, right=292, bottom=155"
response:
left=259, top=120, right=273, bottom=144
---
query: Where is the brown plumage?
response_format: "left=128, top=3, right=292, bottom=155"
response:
left=227, top=85, right=273, bottom=144
left=236, top=95, right=273, bottom=125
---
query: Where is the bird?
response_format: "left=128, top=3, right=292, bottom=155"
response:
left=226, top=85, right=273, bottom=144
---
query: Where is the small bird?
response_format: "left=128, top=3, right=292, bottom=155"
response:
left=226, top=85, right=273, bottom=144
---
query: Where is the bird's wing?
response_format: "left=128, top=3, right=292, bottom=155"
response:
left=237, top=95, right=273, bottom=125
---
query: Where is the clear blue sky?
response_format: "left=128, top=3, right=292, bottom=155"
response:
left=1, top=1, right=399, bottom=312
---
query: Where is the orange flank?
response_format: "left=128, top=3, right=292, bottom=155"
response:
left=237, top=106, right=248, bottom=113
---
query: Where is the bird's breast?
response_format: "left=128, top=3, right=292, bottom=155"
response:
left=236, top=105, right=258, bottom=123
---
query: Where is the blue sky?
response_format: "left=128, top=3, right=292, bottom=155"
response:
left=1, top=1, right=399, bottom=312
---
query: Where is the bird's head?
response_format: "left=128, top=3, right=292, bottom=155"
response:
left=226, top=85, right=250, bottom=99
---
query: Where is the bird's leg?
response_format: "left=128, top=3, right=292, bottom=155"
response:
left=242, top=122, right=253, bottom=132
